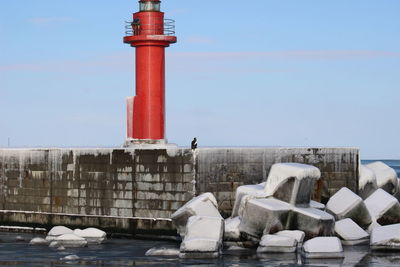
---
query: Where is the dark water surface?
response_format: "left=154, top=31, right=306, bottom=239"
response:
left=1, top=160, right=399, bottom=266
left=1, top=232, right=400, bottom=267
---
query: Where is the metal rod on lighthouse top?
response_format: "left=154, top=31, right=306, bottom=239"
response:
left=123, top=0, right=177, bottom=145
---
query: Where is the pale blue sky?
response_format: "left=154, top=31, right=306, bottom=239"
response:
left=1, top=0, right=399, bottom=159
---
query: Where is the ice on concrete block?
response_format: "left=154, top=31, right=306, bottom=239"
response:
left=364, top=188, right=400, bottom=225
left=239, top=198, right=291, bottom=238
left=49, top=234, right=88, bottom=248
left=288, top=207, right=335, bottom=239
left=370, top=223, right=400, bottom=251
left=29, top=237, right=49, bottom=246
left=46, top=226, right=73, bottom=241
left=145, top=247, right=180, bottom=256
left=264, top=163, right=321, bottom=206
left=334, top=218, right=369, bottom=245
left=366, top=161, right=398, bottom=195
left=367, top=221, right=381, bottom=235
left=326, top=187, right=371, bottom=228
left=73, top=228, right=106, bottom=244
left=256, top=234, right=297, bottom=253
left=310, top=200, right=325, bottom=210
left=359, top=165, right=378, bottom=199
left=171, top=193, right=222, bottom=237
left=231, top=183, right=267, bottom=218
left=302, top=237, right=344, bottom=259
left=180, top=216, right=223, bottom=256
left=224, top=217, right=241, bottom=241
left=275, top=230, right=305, bottom=246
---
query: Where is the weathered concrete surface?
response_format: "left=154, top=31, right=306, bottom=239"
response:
left=0, top=147, right=358, bottom=235
left=196, top=147, right=359, bottom=216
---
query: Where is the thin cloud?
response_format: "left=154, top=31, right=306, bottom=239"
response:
left=170, top=50, right=400, bottom=60
left=1, top=50, right=399, bottom=73
left=29, top=17, right=75, bottom=25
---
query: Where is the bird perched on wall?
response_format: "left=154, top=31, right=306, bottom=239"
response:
left=191, top=138, right=197, bottom=150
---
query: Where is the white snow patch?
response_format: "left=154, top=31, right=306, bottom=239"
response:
left=145, top=247, right=180, bottom=256
left=370, top=224, right=400, bottom=250
left=364, top=188, right=398, bottom=220
left=231, top=183, right=267, bottom=218
left=326, top=187, right=362, bottom=217
left=366, top=161, right=398, bottom=189
left=309, top=200, right=325, bottom=210
left=275, top=230, right=305, bottom=244
left=46, top=226, right=73, bottom=241
left=29, top=237, right=49, bottom=246
left=224, top=217, right=241, bottom=241
left=51, top=234, right=88, bottom=248
left=264, top=163, right=321, bottom=196
left=302, top=237, right=344, bottom=256
left=61, top=255, right=80, bottom=261
left=73, top=228, right=106, bottom=244
left=259, top=234, right=297, bottom=247
left=359, top=165, right=377, bottom=190
left=180, top=216, right=223, bottom=253
left=334, top=218, right=369, bottom=241
left=292, top=206, right=334, bottom=220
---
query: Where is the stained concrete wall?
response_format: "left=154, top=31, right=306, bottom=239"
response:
left=0, top=147, right=358, bottom=234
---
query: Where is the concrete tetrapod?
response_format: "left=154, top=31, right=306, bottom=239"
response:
left=326, top=187, right=372, bottom=228
left=365, top=161, right=398, bottom=195
left=359, top=165, right=378, bottom=199
left=364, top=189, right=400, bottom=225
left=370, top=223, right=400, bottom=251
left=264, top=163, right=321, bottom=206
left=179, top=216, right=224, bottom=258
left=256, top=234, right=297, bottom=253
left=239, top=198, right=291, bottom=239
left=334, top=218, right=369, bottom=245
left=301, top=237, right=344, bottom=259
left=171, top=192, right=222, bottom=238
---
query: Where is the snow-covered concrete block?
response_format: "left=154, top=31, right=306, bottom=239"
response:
left=46, top=226, right=73, bottom=241
left=364, top=188, right=400, bottom=225
left=301, top=237, right=344, bottom=259
left=256, top=234, right=297, bottom=253
left=224, top=216, right=241, bottom=241
left=288, top=207, right=335, bottom=239
left=239, top=198, right=291, bottom=238
left=73, top=228, right=106, bottom=244
left=367, top=221, right=381, bottom=235
left=366, top=161, right=398, bottom=195
left=49, top=234, right=88, bottom=248
left=334, top=218, right=369, bottom=245
left=29, top=237, right=49, bottom=246
left=264, top=163, right=321, bottom=206
left=275, top=230, right=305, bottom=247
left=231, top=183, right=267, bottom=218
left=310, top=200, right=325, bottom=210
left=370, top=224, right=400, bottom=251
left=326, top=187, right=371, bottom=228
left=359, top=165, right=378, bottom=199
left=145, top=247, right=180, bottom=256
left=180, top=216, right=224, bottom=258
left=171, top=193, right=222, bottom=237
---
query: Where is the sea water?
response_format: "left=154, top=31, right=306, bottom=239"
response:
left=0, top=160, right=399, bottom=267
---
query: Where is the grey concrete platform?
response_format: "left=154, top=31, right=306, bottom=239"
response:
left=0, top=146, right=358, bottom=235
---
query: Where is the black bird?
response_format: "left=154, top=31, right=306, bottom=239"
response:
left=191, top=137, right=197, bottom=150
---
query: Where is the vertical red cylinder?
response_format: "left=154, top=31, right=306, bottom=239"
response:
left=123, top=0, right=176, bottom=142
left=134, top=45, right=165, bottom=139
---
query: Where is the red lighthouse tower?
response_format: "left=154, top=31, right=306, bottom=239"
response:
left=124, top=0, right=176, bottom=145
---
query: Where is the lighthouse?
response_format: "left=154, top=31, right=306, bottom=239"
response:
left=124, top=0, right=177, bottom=145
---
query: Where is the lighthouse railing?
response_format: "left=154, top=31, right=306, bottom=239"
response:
left=125, top=19, right=175, bottom=36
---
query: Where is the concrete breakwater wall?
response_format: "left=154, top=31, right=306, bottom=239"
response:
left=0, top=147, right=358, bottom=235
